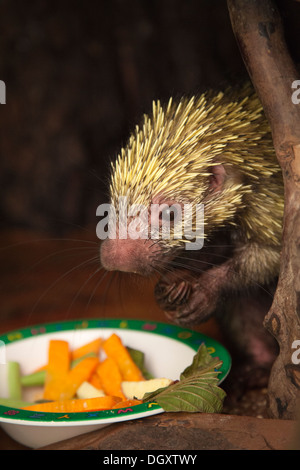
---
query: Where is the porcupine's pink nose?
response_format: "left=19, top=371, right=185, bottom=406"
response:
left=100, top=237, right=155, bottom=276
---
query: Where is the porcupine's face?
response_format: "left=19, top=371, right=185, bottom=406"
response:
left=99, top=163, right=229, bottom=276
left=99, top=86, right=282, bottom=328
left=99, top=87, right=268, bottom=277
left=99, top=193, right=184, bottom=276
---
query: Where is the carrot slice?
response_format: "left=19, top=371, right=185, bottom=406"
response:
left=57, top=356, right=100, bottom=401
left=22, top=395, right=122, bottom=413
left=71, top=338, right=103, bottom=361
left=43, top=340, right=70, bottom=401
left=95, top=357, right=126, bottom=400
left=102, top=334, right=144, bottom=381
left=32, top=338, right=103, bottom=373
left=89, top=372, right=104, bottom=390
left=111, top=399, right=143, bottom=409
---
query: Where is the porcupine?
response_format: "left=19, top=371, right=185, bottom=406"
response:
left=100, top=83, right=284, bottom=389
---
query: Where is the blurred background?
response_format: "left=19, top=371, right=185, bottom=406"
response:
left=0, top=0, right=299, bottom=235
left=0, top=0, right=299, bottom=330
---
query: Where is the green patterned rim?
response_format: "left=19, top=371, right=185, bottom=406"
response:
left=0, top=318, right=231, bottom=424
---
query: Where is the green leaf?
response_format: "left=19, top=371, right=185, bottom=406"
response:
left=127, top=346, right=154, bottom=379
left=142, top=344, right=226, bottom=413
left=180, top=343, right=223, bottom=379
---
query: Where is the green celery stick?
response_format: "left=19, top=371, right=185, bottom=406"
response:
left=0, top=397, right=34, bottom=408
left=7, top=361, right=22, bottom=400
left=20, top=369, right=46, bottom=387
left=0, top=364, right=9, bottom=397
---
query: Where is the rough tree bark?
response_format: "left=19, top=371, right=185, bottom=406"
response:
left=227, top=0, right=300, bottom=419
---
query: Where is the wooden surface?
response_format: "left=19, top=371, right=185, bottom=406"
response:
left=0, top=229, right=297, bottom=450
left=0, top=411, right=297, bottom=451
left=38, top=412, right=296, bottom=451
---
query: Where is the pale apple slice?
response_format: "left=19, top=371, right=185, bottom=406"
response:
left=76, top=381, right=106, bottom=399
left=121, top=378, right=172, bottom=400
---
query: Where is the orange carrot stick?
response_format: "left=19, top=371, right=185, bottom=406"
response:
left=22, top=395, right=122, bottom=413
left=43, top=340, right=70, bottom=401
left=88, top=372, right=104, bottom=390
left=95, top=357, right=126, bottom=400
left=102, top=334, right=144, bottom=381
left=33, top=337, right=103, bottom=373
left=111, top=399, right=143, bottom=409
left=71, top=338, right=103, bottom=361
left=57, top=356, right=100, bottom=400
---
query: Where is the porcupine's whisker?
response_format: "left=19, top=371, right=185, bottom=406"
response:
left=181, top=245, right=234, bottom=250
left=149, top=264, right=170, bottom=281
left=0, top=236, right=98, bottom=253
left=169, top=257, right=230, bottom=276
left=174, top=251, right=233, bottom=263
left=114, top=270, right=124, bottom=314
left=169, top=258, right=273, bottom=297
left=26, top=255, right=102, bottom=325
left=82, top=265, right=117, bottom=318
left=0, top=236, right=98, bottom=287
left=149, top=258, right=186, bottom=284
left=149, top=249, right=212, bottom=274
left=171, top=253, right=233, bottom=274
left=82, top=268, right=111, bottom=317
left=158, top=263, right=204, bottom=288
left=118, top=271, right=134, bottom=317
left=64, top=264, right=104, bottom=319
left=151, top=262, right=212, bottom=300
left=0, top=245, right=100, bottom=310
left=148, top=239, right=162, bottom=250
left=170, top=259, right=228, bottom=280
left=160, top=250, right=275, bottom=299
left=23, top=245, right=98, bottom=274
left=148, top=242, right=229, bottom=277
left=101, top=270, right=120, bottom=316
left=89, top=169, right=105, bottom=185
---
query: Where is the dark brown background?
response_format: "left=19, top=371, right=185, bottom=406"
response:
left=0, top=0, right=299, bottom=330
left=0, top=0, right=299, bottom=236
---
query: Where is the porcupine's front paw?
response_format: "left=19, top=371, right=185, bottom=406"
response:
left=154, top=277, right=219, bottom=326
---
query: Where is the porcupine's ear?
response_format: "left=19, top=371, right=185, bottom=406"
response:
left=209, top=164, right=226, bottom=193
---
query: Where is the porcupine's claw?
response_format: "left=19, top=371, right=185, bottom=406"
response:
left=154, top=268, right=222, bottom=326
left=154, top=280, right=192, bottom=309
left=155, top=277, right=204, bottom=326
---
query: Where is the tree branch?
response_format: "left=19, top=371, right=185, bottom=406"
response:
left=227, top=0, right=300, bottom=419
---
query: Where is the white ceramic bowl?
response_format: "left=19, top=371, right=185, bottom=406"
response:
left=0, top=318, right=231, bottom=448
